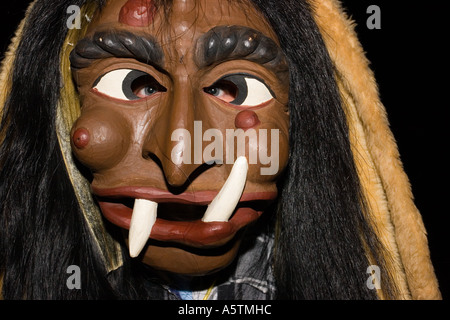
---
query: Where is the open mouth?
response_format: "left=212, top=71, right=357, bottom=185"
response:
left=93, top=157, right=277, bottom=257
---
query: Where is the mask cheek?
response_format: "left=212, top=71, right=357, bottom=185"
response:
left=232, top=125, right=289, bottom=183
left=70, top=107, right=131, bottom=171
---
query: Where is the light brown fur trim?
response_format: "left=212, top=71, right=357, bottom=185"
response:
left=312, top=0, right=441, bottom=299
left=339, top=82, right=411, bottom=299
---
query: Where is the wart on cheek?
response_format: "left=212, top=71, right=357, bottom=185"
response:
left=72, top=127, right=90, bottom=149
left=235, top=110, right=260, bottom=130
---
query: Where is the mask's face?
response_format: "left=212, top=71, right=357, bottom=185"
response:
left=70, top=0, right=289, bottom=276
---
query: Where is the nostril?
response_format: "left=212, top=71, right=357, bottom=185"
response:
left=142, top=151, right=163, bottom=166
left=143, top=150, right=216, bottom=191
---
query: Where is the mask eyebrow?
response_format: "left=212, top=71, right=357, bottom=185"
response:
left=194, top=26, right=288, bottom=80
left=69, top=29, right=164, bottom=71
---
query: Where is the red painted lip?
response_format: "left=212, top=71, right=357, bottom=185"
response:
left=93, top=186, right=277, bottom=248
left=92, top=186, right=277, bottom=205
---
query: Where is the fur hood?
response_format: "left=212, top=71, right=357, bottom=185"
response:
left=0, top=0, right=441, bottom=300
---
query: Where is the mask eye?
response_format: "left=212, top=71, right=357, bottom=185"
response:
left=93, top=69, right=166, bottom=101
left=203, top=74, right=274, bottom=107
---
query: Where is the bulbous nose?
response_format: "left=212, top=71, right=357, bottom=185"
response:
left=70, top=108, right=131, bottom=171
left=142, top=77, right=204, bottom=187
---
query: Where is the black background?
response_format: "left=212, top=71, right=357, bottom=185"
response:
left=0, top=1, right=448, bottom=300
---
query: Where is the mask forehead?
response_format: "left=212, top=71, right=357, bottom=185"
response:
left=85, top=0, right=281, bottom=72
left=88, top=0, right=279, bottom=46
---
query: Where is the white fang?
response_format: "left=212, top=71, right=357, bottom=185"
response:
left=129, top=199, right=157, bottom=258
left=202, top=156, right=248, bottom=222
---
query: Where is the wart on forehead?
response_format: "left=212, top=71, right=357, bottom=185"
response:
left=119, top=0, right=157, bottom=27
left=117, top=0, right=203, bottom=26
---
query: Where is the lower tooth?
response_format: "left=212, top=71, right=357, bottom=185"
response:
left=128, top=199, right=157, bottom=258
left=202, top=156, right=248, bottom=222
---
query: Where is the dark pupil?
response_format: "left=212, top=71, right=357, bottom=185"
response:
left=203, top=75, right=248, bottom=105
left=122, top=70, right=166, bottom=100
left=206, top=87, right=219, bottom=96
left=143, top=86, right=157, bottom=95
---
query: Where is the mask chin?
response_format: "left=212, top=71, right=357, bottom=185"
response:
left=138, top=233, right=244, bottom=276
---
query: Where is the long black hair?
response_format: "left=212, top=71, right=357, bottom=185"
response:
left=251, top=0, right=398, bottom=299
left=0, top=0, right=159, bottom=299
left=0, top=0, right=397, bottom=299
